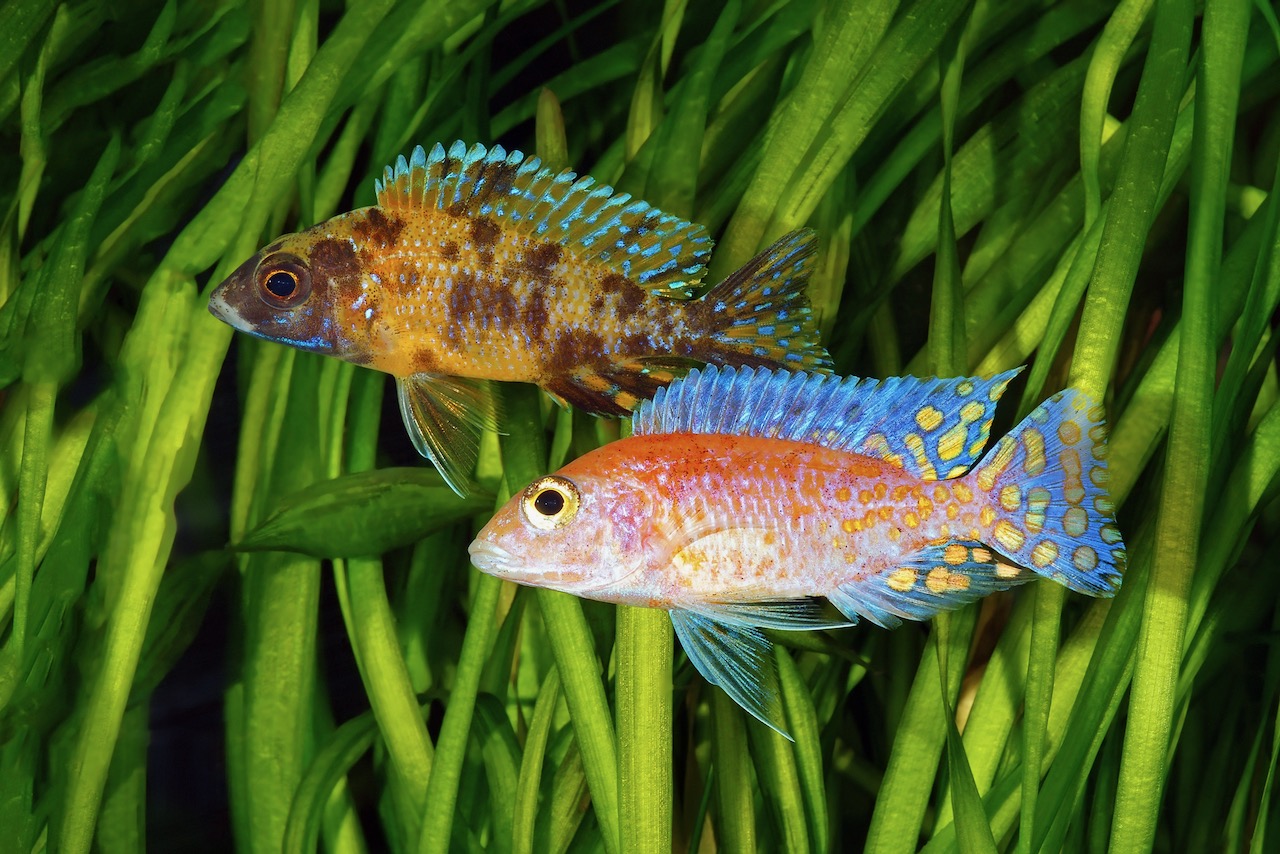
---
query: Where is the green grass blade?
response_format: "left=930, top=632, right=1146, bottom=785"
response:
left=935, top=616, right=998, bottom=854
left=711, top=688, right=757, bottom=851
left=710, top=0, right=895, bottom=272
left=1080, top=0, right=1154, bottom=228
left=1109, top=0, right=1232, bottom=848
left=283, top=708, right=380, bottom=854
left=617, top=606, right=673, bottom=853
left=475, top=693, right=524, bottom=853
left=865, top=607, right=977, bottom=852
left=777, top=648, right=828, bottom=853
left=514, top=670, right=561, bottom=854
left=234, top=469, right=490, bottom=556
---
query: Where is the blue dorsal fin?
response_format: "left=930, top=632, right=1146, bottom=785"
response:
left=375, top=141, right=712, bottom=297
left=632, top=365, right=1025, bottom=480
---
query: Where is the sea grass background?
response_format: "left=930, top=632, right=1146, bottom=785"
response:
left=2, top=0, right=1279, bottom=852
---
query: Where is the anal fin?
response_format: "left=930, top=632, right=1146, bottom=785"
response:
left=828, top=541, right=1033, bottom=629
left=397, top=374, right=501, bottom=498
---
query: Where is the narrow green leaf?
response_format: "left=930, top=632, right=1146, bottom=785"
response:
left=283, top=709, right=381, bottom=854
left=617, top=606, right=673, bottom=854
left=935, top=617, right=998, bottom=854
left=1110, top=1, right=1225, bottom=849
left=777, top=648, right=828, bottom=853
left=1079, top=0, right=1154, bottom=228
left=475, top=694, right=524, bottom=854
left=0, top=0, right=56, bottom=89
left=416, top=573, right=503, bottom=852
left=865, top=608, right=977, bottom=853
left=717, top=0, right=969, bottom=273
left=235, top=468, right=490, bottom=556
left=514, top=670, right=561, bottom=854
left=711, top=688, right=757, bottom=851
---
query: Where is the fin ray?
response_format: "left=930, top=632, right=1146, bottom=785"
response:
left=698, top=229, right=833, bottom=374
left=397, top=374, right=501, bottom=498
left=634, top=365, right=1023, bottom=480
left=376, top=141, right=711, bottom=297
left=828, top=541, right=1033, bottom=629
left=542, top=359, right=700, bottom=417
left=689, top=598, right=854, bottom=632
left=969, top=389, right=1125, bottom=596
left=670, top=608, right=792, bottom=740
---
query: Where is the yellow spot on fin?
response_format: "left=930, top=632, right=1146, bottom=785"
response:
left=827, top=540, right=1031, bottom=629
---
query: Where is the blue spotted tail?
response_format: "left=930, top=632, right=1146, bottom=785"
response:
left=968, top=389, right=1125, bottom=596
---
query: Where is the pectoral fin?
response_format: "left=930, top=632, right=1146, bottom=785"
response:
left=670, top=607, right=793, bottom=740
left=397, top=374, right=501, bottom=498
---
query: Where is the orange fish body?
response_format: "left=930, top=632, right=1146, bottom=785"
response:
left=540, top=432, right=1007, bottom=606
left=209, top=142, right=831, bottom=494
left=470, top=365, right=1126, bottom=737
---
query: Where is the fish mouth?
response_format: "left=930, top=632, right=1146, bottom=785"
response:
left=207, top=288, right=237, bottom=324
left=468, top=539, right=515, bottom=574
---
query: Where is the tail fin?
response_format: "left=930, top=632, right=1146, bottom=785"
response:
left=700, top=229, right=833, bottom=373
left=967, top=389, right=1125, bottom=596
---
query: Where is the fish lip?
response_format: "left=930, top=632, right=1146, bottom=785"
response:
left=468, top=539, right=514, bottom=574
left=207, top=288, right=236, bottom=324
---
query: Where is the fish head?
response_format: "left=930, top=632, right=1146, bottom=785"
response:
left=469, top=467, right=660, bottom=598
left=208, top=210, right=389, bottom=362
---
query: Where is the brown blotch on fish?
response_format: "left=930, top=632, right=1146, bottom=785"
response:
left=446, top=270, right=519, bottom=336
left=470, top=217, right=502, bottom=252
left=309, top=237, right=365, bottom=306
left=633, top=212, right=662, bottom=237
left=353, top=207, right=406, bottom=250
left=523, top=284, right=550, bottom=332
left=547, top=328, right=607, bottom=377
left=440, top=241, right=460, bottom=262
left=609, top=274, right=648, bottom=320
left=469, top=161, right=520, bottom=208
left=523, top=242, right=562, bottom=277
left=413, top=348, right=441, bottom=373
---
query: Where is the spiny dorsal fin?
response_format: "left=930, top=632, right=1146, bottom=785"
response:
left=375, top=141, right=712, bottom=298
left=632, top=365, right=1024, bottom=480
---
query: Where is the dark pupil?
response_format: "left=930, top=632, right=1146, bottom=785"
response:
left=265, top=270, right=298, bottom=299
left=533, top=489, right=565, bottom=516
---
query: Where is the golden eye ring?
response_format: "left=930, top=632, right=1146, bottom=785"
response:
left=256, top=254, right=312, bottom=308
left=521, top=475, right=581, bottom=531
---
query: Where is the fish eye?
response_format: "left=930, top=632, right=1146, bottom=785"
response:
left=521, top=475, right=581, bottom=531
left=256, top=254, right=312, bottom=309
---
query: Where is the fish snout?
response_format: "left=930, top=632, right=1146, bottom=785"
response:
left=468, top=539, right=515, bottom=575
left=207, top=288, right=238, bottom=324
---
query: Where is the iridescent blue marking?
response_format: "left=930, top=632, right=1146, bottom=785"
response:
left=635, top=365, right=1024, bottom=482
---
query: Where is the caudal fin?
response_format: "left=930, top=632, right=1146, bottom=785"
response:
left=967, top=389, right=1125, bottom=596
left=700, top=229, right=833, bottom=373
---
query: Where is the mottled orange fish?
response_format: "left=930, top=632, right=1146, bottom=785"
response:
left=209, top=141, right=831, bottom=494
left=469, top=365, right=1125, bottom=738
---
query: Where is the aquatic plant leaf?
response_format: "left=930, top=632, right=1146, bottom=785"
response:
left=235, top=468, right=490, bottom=557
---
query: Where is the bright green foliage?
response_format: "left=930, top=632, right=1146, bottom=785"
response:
left=2, top=1, right=1279, bottom=851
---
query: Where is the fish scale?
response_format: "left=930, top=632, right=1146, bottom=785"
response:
left=470, top=364, right=1126, bottom=739
left=208, top=141, right=832, bottom=497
